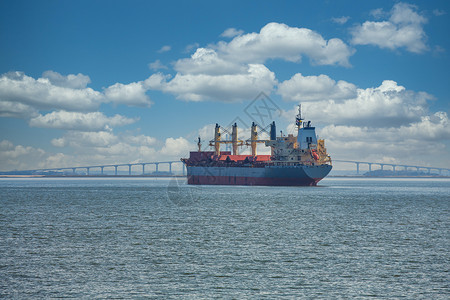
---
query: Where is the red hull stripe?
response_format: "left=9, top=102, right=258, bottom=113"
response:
left=187, top=175, right=321, bottom=186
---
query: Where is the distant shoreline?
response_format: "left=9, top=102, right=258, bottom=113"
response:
left=0, top=175, right=185, bottom=178
left=0, top=175, right=448, bottom=179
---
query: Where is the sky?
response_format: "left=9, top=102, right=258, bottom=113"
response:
left=0, top=0, right=449, bottom=172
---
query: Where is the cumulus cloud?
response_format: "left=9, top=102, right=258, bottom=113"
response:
left=51, top=131, right=119, bottom=148
left=161, top=137, right=192, bottom=156
left=0, top=71, right=104, bottom=114
left=216, top=22, right=354, bottom=66
left=351, top=2, right=428, bottom=53
left=29, top=111, right=137, bottom=131
left=277, top=73, right=357, bottom=101
left=0, top=140, right=46, bottom=171
left=47, top=130, right=188, bottom=167
left=0, top=71, right=154, bottom=120
left=146, top=64, right=276, bottom=102
left=221, top=28, right=244, bottom=38
left=278, top=77, right=448, bottom=166
left=0, top=100, right=38, bottom=118
left=42, top=70, right=91, bottom=89
left=104, top=81, right=153, bottom=107
left=36, top=130, right=190, bottom=172
left=120, top=134, right=156, bottom=146
left=286, top=80, right=432, bottom=127
left=174, top=48, right=245, bottom=75
left=147, top=22, right=354, bottom=103
left=318, top=111, right=450, bottom=166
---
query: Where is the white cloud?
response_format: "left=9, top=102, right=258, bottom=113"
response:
left=0, top=71, right=156, bottom=119
left=221, top=28, right=244, bottom=38
left=146, top=64, right=276, bottom=102
left=185, top=42, right=200, bottom=53
left=42, top=70, right=91, bottom=89
left=286, top=80, right=433, bottom=127
left=370, top=8, right=386, bottom=19
left=157, top=45, right=171, bottom=53
left=400, top=111, right=450, bottom=141
left=216, top=22, right=354, bottom=67
left=0, top=71, right=104, bottom=114
left=277, top=76, right=448, bottom=167
left=146, top=22, right=355, bottom=103
left=0, top=100, right=38, bottom=118
left=174, top=48, right=245, bottom=75
left=197, top=123, right=216, bottom=142
left=123, top=134, right=158, bottom=146
left=332, top=16, right=350, bottom=25
left=433, top=9, right=446, bottom=16
left=0, top=140, right=46, bottom=171
left=52, top=131, right=119, bottom=148
left=148, top=59, right=168, bottom=71
left=277, top=73, right=357, bottom=101
left=161, top=137, right=192, bottom=156
left=46, top=131, right=185, bottom=168
left=104, top=81, right=153, bottom=107
left=318, top=112, right=450, bottom=166
left=351, top=2, right=428, bottom=53
left=29, top=111, right=137, bottom=131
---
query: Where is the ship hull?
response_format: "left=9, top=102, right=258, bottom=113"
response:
left=186, top=164, right=332, bottom=186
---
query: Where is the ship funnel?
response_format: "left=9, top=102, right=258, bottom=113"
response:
left=270, top=121, right=276, bottom=141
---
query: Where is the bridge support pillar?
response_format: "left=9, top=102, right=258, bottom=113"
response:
left=356, top=162, right=360, bottom=175
left=155, top=163, right=159, bottom=173
left=368, top=163, right=372, bottom=172
left=101, top=166, right=104, bottom=175
left=169, top=162, right=172, bottom=174
left=393, top=165, right=396, bottom=172
left=72, top=168, right=76, bottom=175
left=183, top=163, right=186, bottom=176
left=114, top=166, right=118, bottom=176
left=128, top=164, right=132, bottom=176
left=87, top=167, right=90, bottom=176
left=142, top=164, right=145, bottom=175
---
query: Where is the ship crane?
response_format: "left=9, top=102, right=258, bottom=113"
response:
left=209, top=122, right=276, bottom=156
left=209, top=123, right=244, bottom=156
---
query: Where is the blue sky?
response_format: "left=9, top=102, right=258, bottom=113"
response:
left=0, top=0, right=449, bottom=171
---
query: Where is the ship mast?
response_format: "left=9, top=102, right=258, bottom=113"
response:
left=197, top=136, right=202, bottom=152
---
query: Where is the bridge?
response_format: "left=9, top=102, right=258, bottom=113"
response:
left=9, top=161, right=185, bottom=176
left=333, top=160, right=450, bottom=176
left=3, top=159, right=449, bottom=177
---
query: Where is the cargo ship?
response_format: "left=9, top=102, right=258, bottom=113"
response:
left=181, top=105, right=332, bottom=186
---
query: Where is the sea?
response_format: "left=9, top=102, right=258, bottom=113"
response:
left=0, top=177, right=449, bottom=299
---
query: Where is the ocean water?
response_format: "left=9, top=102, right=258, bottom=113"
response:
left=0, top=177, right=449, bottom=299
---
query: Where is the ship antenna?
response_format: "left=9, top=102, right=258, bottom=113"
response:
left=295, top=104, right=303, bottom=128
